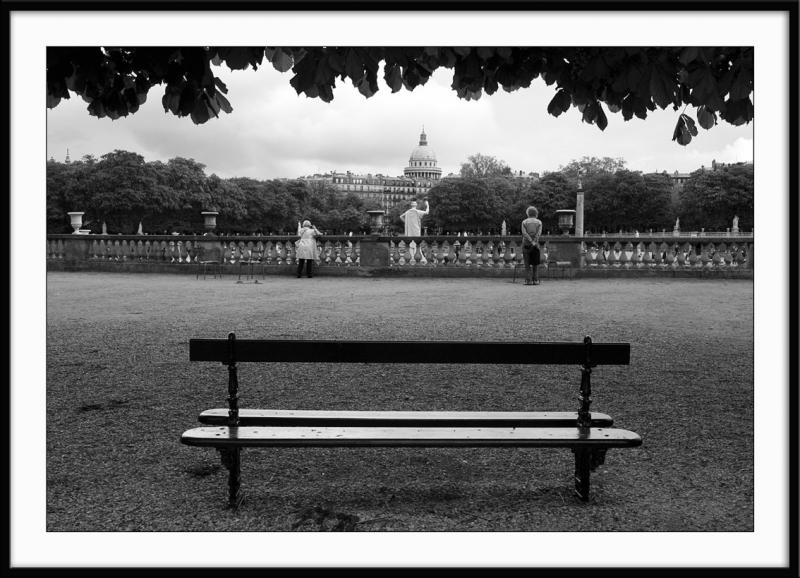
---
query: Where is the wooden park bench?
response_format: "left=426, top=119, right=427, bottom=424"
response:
left=181, top=334, right=642, bottom=509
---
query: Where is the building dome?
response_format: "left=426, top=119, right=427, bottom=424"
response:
left=404, top=128, right=441, bottom=181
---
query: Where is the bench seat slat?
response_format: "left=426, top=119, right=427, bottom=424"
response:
left=181, top=426, right=642, bottom=449
left=198, top=409, right=614, bottom=428
left=189, top=339, right=630, bottom=365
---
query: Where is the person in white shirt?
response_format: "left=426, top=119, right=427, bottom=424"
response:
left=295, top=220, right=321, bottom=278
left=400, top=199, right=430, bottom=237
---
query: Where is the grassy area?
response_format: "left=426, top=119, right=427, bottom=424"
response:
left=46, top=272, right=753, bottom=532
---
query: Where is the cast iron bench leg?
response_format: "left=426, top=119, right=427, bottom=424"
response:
left=573, top=448, right=591, bottom=501
left=219, top=448, right=244, bottom=509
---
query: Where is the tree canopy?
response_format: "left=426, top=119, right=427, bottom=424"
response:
left=46, top=149, right=752, bottom=236
left=46, top=46, right=753, bottom=145
left=459, top=153, right=512, bottom=178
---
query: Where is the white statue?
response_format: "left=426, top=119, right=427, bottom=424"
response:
left=501, top=220, right=507, bottom=236
left=732, top=215, right=739, bottom=231
left=674, top=217, right=680, bottom=230
left=400, top=199, right=430, bottom=236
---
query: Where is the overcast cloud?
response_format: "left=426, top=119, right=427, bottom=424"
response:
left=46, top=58, right=754, bottom=180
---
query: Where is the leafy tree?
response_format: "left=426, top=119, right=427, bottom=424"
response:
left=81, top=150, right=160, bottom=233
left=47, top=46, right=753, bottom=145
left=46, top=159, right=83, bottom=233
left=459, top=153, right=512, bottom=178
left=642, top=172, right=677, bottom=226
left=678, top=164, right=753, bottom=231
left=584, top=170, right=673, bottom=232
left=559, top=156, right=626, bottom=184
left=426, top=178, right=505, bottom=232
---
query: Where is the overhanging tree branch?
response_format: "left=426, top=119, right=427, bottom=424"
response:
left=47, top=46, right=753, bottom=145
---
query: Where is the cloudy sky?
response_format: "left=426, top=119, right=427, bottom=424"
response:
left=45, top=55, right=753, bottom=181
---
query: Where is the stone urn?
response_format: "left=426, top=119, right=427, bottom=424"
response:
left=201, top=211, right=219, bottom=233
left=67, top=211, right=85, bottom=234
left=554, top=209, right=576, bottom=235
left=366, top=210, right=385, bottom=235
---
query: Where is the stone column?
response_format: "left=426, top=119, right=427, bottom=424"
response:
left=575, top=181, right=584, bottom=237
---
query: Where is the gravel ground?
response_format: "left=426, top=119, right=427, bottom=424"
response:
left=45, top=272, right=754, bottom=533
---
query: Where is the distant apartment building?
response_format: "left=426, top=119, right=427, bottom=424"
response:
left=666, top=159, right=753, bottom=191
left=300, top=129, right=441, bottom=211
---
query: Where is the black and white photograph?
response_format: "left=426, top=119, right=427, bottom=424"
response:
left=10, top=2, right=796, bottom=571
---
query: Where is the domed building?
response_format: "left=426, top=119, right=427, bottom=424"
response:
left=404, top=128, right=442, bottom=181
left=301, top=129, right=441, bottom=211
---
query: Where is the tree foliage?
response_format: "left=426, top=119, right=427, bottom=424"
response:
left=558, top=156, right=627, bottom=183
left=583, top=170, right=673, bottom=232
left=47, top=46, right=753, bottom=145
left=46, top=152, right=374, bottom=235
left=459, top=153, right=512, bottom=178
left=678, top=164, right=754, bottom=231
left=46, top=149, right=752, bottom=236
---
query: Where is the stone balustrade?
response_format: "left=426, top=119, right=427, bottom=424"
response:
left=46, top=233, right=753, bottom=277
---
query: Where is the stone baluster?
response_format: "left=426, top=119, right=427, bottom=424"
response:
left=734, top=243, right=744, bottom=267
left=501, top=242, right=513, bottom=269
left=584, top=243, right=596, bottom=267
left=629, top=242, right=642, bottom=268
left=334, top=241, right=344, bottom=265
left=656, top=242, right=667, bottom=269
left=622, top=241, right=635, bottom=269
left=608, top=242, right=621, bottom=267
left=458, top=242, right=469, bottom=266
left=426, top=240, right=437, bottom=265
left=354, top=240, right=361, bottom=265
left=665, top=243, right=678, bottom=268
left=438, top=241, right=449, bottom=265
left=263, top=241, right=274, bottom=265
left=719, top=243, right=732, bottom=267
left=491, top=242, right=502, bottom=267
left=392, top=241, right=402, bottom=265
left=481, top=241, right=492, bottom=267
left=288, top=240, right=297, bottom=266
left=344, top=241, right=353, bottom=265
left=443, top=241, right=455, bottom=265
left=711, top=243, right=724, bottom=268
left=699, top=243, right=712, bottom=267
left=463, top=241, right=474, bottom=267
left=135, top=239, right=145, bottom=261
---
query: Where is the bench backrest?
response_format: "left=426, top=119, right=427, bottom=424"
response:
left=190, top=337, right=630, bottom=367
left=189, top=334, right=630, bottom=429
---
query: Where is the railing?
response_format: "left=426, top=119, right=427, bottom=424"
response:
left=46, top=233, right=753, bottom=272
left=579, top=236, right=753, bottom=270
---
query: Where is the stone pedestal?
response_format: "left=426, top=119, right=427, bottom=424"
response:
left=546, top=241, right=581, bottom=267
left=359, top=237, right=390, bottom=268
left=64, top=237, right=91, bottom=262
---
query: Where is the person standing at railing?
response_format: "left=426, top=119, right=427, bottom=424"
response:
left=521, top=206, right=543, bottom=286
left=295, top=220, right=321, bottom=278
left=400, top=199, right=430, bottom=237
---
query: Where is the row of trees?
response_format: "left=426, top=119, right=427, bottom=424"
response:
left=418, top=155, right=752, bottom=234
left=47, top=150, right=380, bottom=235
left=46, top=151, right=752, bottom=236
